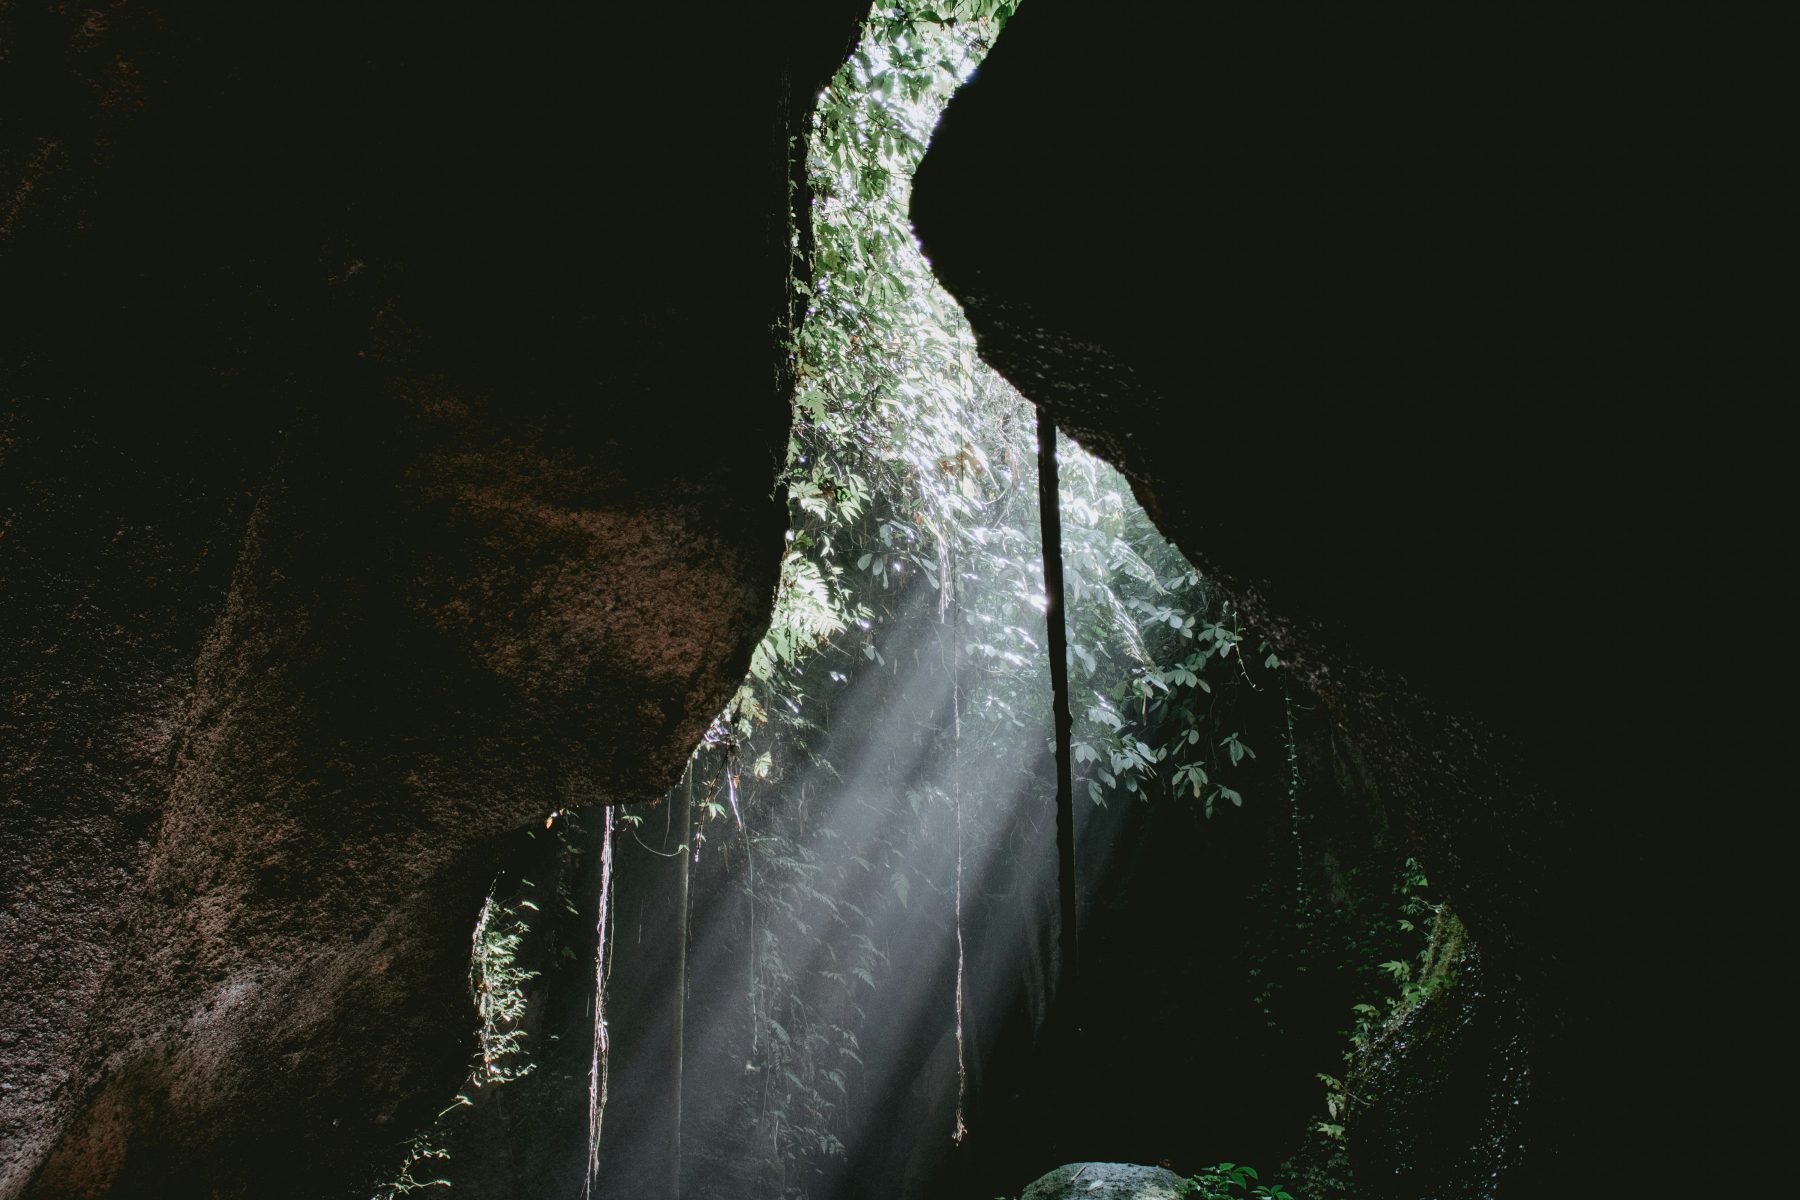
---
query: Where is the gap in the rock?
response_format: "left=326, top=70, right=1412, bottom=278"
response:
left=371, top=7, right=1455, bottom=1200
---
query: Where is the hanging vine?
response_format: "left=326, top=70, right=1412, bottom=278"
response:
left=584, top=812, right=617, bottom=1199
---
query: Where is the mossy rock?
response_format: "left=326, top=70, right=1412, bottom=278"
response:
left=1347, top=911, right=1531, bottom=1198
left=1021, top=1162, right=1191, bottom=1199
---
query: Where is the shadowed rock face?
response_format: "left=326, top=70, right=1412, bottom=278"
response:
left=912, top=2, right=1748, bottom=1195
left=0, top=3, right=866, bottom=1196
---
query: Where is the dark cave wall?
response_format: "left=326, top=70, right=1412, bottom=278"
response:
left=1, top=4, right=1757, bottom=1197
left=0, top=3, right=868, bottom=1197
left=910, top=2, right=1741, bottom=1194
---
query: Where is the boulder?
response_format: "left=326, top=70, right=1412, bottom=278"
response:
left=1022, top=1162, right=1190, bottom=1200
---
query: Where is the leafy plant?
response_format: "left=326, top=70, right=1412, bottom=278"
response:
left=1312, top=859, right=1465, bottom=1147
left=1186, top=1161, right=1297, bottom=1200
left=369, top=881, right=544, bottom=1197
left=470, top=892, right=539, bottom=1084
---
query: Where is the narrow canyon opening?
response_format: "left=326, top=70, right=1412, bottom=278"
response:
left=367, top=9, right=1492, bottom=1198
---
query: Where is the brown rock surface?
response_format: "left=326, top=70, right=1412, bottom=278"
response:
left=0, top=3, right=866, bottom=1196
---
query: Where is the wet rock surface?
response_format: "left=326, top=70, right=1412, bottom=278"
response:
left=1021, top=1162, right=1190, bottom=1200
left=1346, top=936, right=1529, bottom=1199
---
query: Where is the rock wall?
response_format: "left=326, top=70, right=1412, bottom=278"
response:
left=912, top=2, right=1750, bottom=1194
left=0, top=4, right=867, bottom=1196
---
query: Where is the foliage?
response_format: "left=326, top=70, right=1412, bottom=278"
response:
left=740, top=0, right=1274, bottom=835
left=369, top=863, right=558, bottom=1194
left=741, top=810, right=876, bottom=1195
left=732, top=0, right=1015, bottom=742
left=697, top=14, right=1024, bottom=1190
left=470, top=891, right=539, bottom=1085
left=1312, top=859, right=1463, bottom=1147
left=1058, top=453, right=1275, bottom=817
left=641, top=1, right=1284, bottom=1194
left=1186, top=1162, right=1297, bottom=1200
